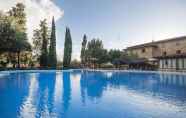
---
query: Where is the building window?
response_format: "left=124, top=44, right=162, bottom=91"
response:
left=163, top=51, right=167, bottom=56
left=179, top=59, right=183, bottom=69
left=176, top=50, right=181, bottom=54
left=162, top=60, right=164, bottom=69
left=182, top=58, right=184, bottom=69
left=142, top=48, right=146, bottom=53
left=168, top=59, right=171, bottom=68
left=170, top=59, right=173, bottom=68
left=184, top=58, right=186, bottom=69
left=160, top=60, right=163, bottom=69
left=165, top=60, right=168, bottom=65
left=173, top=59, right=176, bottom=69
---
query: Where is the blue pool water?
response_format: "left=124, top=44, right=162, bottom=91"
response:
left=0, top=70, right=186, bottom=118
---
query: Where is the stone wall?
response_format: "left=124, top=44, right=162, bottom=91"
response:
left=126, top=38, right=186, bottom=59
left=127, top=47, right=154, bottom=58
left=156, top=39, right=186, bottom=56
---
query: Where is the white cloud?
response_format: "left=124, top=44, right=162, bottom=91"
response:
left=0, top=0, right=64, bottom=42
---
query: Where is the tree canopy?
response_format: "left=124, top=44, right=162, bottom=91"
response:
left=80, top=34, right=87, bottom=64
left=85, top=39, right=108, bottom=65
left=108, top=49, right=122, bottom=63
left=0, top=15, right=16, bottom=53
left=0, top=3, right=31, bottom=68
left=48, top=17, right=57, bottom=68
left=63, top=27, right=72, bottom=68
left=39, top=19, right=49, bottom=68
left=32, top=29, right=42, bottom=62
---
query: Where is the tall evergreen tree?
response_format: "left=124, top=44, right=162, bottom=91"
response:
left=48, top=17, right=57, bottom=68
left=40, top=19, right=49, bottom=68
left=63, top=27, right=72, bottom=68
left=80, top=35, right=87, bottom=64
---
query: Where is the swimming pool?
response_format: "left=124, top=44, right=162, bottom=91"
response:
left=0, top=70, right=186, bottom=118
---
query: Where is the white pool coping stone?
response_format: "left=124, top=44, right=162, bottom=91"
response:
left=0, top=69, right=73, bottom=74
left=0, top=69, right=186, bottom=75
left=80, top=69, right=186, bottom=75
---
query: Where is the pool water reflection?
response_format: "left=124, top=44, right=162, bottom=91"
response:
left=0, top=70, right=186, bottom=118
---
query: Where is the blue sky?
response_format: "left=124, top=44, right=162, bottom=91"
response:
left=1, top=0, right=186, bottom=60
left=54, top=0, right=186, bottom=60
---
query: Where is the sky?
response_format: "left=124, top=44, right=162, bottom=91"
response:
left=1, top=0, right=186, bottom=61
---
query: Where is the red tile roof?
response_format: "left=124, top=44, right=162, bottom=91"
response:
left=126, top=36, right=186, bottom=50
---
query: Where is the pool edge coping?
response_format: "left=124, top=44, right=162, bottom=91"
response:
left=0, top=69, right=186, bottom=75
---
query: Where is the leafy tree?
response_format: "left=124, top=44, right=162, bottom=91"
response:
left=0, top=3, right=31, bottom=68
left=85, top=39, right=108, bottom=65
left=8, top=3, right=27, bottom=33
left=63, top=27, right=72, bottom=68
left=97, top=49, right=109, bottom=65
left=48, top=17, right=57, bottom=68
left=13, top=39, right=31, bottom=68
left=87, top=39, right=103, bottom=59
left=32, top=29, right=42, bottom=62
left=80, top=34, right=87, bottom=64
left=0, top=14, right=16, bottom=67
left=39, top=19, right=49, bottom=68
left=8, top=3, right=31, bottom=68
left=108, top=49, right=122, bottom=62
left=0, top=14, right=16, bottom=53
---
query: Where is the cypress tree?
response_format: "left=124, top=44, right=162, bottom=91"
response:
left=63, top=27, right=72, bottom=68
left=48, top=17, right=57, bottom=68
left=40, top=19, right=48, bottom=68
left=80, top=35, right=87, bottom=65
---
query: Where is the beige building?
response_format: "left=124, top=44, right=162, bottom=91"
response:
left=125, top=36, right=186, bottom=71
